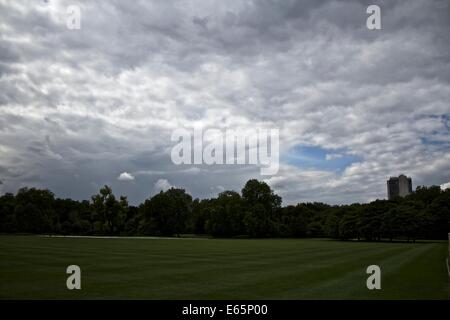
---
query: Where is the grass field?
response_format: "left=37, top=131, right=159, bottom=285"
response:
left=0, top=235, right=448, bottom=299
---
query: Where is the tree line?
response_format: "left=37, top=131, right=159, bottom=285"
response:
left=0, top=179, right=449, bottom=241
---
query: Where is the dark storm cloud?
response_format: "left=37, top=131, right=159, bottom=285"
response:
left=0, top=0, right=449, bottom=204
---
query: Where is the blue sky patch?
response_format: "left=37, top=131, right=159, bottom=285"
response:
left=283, top=145, right=360, bottom=172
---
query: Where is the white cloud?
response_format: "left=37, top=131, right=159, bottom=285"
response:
left=441, top=182, right=450, bottom=190
left=154, top=179, right=172, bottom=192
left=118, top=172, right=135, bottom=181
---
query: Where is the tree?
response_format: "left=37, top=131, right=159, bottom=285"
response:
left=425, top=189, right=450, bottom=239
left=408, top=186, right=442, bottom=205
left=279, top=205, right=310, bottom=237
left=140, top=188, right=192, bottom=236
left=323, top=207, right=342, bottom=239
left=1, top=180, right=448, bottom=241
left=339, top=207, right=361, bottom=240
left=124, top=206, right=140, bottom=235
left=205, top=191, right=244, bottom=237
left=14, top=188, right=55, bottom=233
left=91, top=186, right=126, bottom=235
left=0, top=193, right=16, bottom=232
left=241, top=179, right=281, bottom=212
left=241, top=179, right=281, bottom=237
left=358, top=200, right=388, bottom=241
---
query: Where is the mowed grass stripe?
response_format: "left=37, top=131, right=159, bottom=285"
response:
left=0, top=238, right=432, bottom=298
left=279, top=243, right=434, bottom=299
left=196, top=244, right=414, bottom=299
left=379, top=243, right=449, bottom=299
left=0, top=236, right=448, bottom=299
left=44, top=240, right=400, bottom=299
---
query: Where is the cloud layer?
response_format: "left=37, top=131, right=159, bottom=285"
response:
left=1, top=0, right=449, bottom=204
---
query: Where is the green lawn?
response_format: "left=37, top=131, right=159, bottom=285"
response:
left=0, top=235, right=448, bottom=299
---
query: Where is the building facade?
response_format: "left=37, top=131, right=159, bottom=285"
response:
left=387, top=174, right=412, bottom=200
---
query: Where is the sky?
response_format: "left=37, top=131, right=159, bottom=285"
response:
left=0, top=0, right=450, bottom=205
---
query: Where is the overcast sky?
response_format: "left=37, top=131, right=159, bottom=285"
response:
left=1, top=0, right=449, bottom=205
